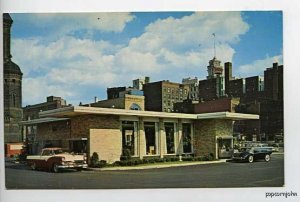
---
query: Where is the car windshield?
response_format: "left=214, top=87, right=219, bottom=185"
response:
left=53, top=149, right=64, bottom=154
left=239, top=147, right=257, bottom=153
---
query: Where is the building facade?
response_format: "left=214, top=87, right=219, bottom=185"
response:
left=143, top=80, right=189, bottom=112
left=243, top=76, right=264, bottom=102
left=182, top=77, right=199, bottom=101
left=89, top=94, right=145, bottom=111
left=22, top=96, right=69, bottom=154
left=227, top=78, right=245, bottom=98
left=224, top=62, right=233, bottom=96
left=234, top=63, right=283, bottom=141
left=199, top=57, right=225, bottom=101
left=198, top=77, right=225, bottom=101
left=264, top=63, right=283, bottom=101
left=207, top=57, right=224, bottom=79
left=3, top=13, right=23, bottom=143
left=133, top=76, right=150, bottom=90
left=21, top=106, right=259, bottom=163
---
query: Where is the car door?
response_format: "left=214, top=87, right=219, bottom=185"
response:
left=253, top=148, right=263, bottom=160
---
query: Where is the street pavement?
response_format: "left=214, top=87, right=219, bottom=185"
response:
left=5, top=153, right=284, bottom=189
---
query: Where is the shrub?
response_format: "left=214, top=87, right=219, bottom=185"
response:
left=155, top=158, right=164, bottom=163
left=113, top=161, right=121, bottom=166
left=121, top=148, right=132, bottom=160
left=194, top=156, right=206, bottom=161
left=182, top=157, right=193, bottom=161
left=142, top=159, right=149, bottom=164
left=171, top=157, right=179, bottom=161
left=90, top=152, right=99, bottom=167
left=99, top=160, right=107, bottom=167
left=207, top=153, right=214, bottom=161
left=133, top=159, right=142, bottom=165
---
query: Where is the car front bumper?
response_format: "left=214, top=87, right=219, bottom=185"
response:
left=57, top=163, right=88, bottom=169
left=232, top=156, right=247, bottom=161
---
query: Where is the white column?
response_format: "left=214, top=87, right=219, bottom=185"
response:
left=159, top=118, right=166, bottom=158
left=138, top=118, right=146, bottom=159
left=134, top=121, right=139, bottom=156
left=177, top=120, right=183, bottom=155
left=191, top=123, right=194, bottom=153
left=155, top=122, right=159, bottom=155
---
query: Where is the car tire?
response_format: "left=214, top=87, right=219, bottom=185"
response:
left=265, top=154, right=271, bottom=162
left=31, top=163, right=36, bottom=170
left=52, top=163, right=60, bottom=173
left=248, top=155, right=254, bottom=163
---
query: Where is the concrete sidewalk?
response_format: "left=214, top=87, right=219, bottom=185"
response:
left=89, top=159, right=227, bottom=171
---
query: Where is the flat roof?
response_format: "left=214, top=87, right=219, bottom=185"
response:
left=20, top=117, right=70, bottom=125
left=197, top=112, right=259, bottom=120
left=39, top=106, right=197, bottom=119
left=39, top=106, right=259, bottom=121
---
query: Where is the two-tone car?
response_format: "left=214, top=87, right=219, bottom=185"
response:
left=26, top=148, right=88, bottom=173
left=232, top=146, right=272, bottom=163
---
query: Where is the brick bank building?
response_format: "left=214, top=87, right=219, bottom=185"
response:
left=22, top=105, right=258, bottom=163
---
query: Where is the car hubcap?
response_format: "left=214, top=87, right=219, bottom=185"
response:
left=31, top=163, right=36, bottom=170
left=265, top=155, right=270, bottom=162
left=249, top=156, right=253, bottom=163
left=53, top=164, right=59, bottom=173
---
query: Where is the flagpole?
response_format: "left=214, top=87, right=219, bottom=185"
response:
left=213, top=33, right=216, bottom=58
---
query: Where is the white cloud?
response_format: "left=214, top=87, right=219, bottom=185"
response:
left=12, top=12, right=252, bottom=105
left=129, top=12, right=249, bottom=53
left=17, top=13, right=135, bottom=36
left=117, top=12, right=247, bottom=76
left=236, top=54, right=283, bottom=77
left=22, top=77, right=76, bottom=105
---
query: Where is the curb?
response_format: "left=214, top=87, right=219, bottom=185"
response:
left=88, top=159, right=227, bottom=171
left=272, top=152, right=284, bottom=155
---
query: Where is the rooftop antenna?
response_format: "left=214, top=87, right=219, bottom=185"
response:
left=212, top=33, right=216, bottom=58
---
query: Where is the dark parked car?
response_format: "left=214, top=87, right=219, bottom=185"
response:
left=232, top=147, right=272, bottom=163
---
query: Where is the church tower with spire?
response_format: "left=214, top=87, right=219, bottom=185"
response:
left=3, top=13, right=23, bottom=143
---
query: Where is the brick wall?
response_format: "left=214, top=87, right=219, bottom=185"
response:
left=70, top=115, right=120, bottom=138
left=194, top=98, right=239, bottom=113
left=90, top=95, right=144, bottom=110
left=91, top=98, right=125, bottom=109
left=193, top=119, right=233, bottom=159
left=89, top=129, right=122, bottom=163
left=144, top=81, right=163, bottom=111
left=36, top=120, right=70, bottom=152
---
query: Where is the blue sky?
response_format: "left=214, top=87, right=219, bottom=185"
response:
left=9, top=11, right=283, bottom=106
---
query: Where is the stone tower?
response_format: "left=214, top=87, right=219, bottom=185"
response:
left=3, top=13, right=23, bottom=143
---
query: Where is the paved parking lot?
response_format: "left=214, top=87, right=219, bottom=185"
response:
left=5, top=154, right=284, bottom=189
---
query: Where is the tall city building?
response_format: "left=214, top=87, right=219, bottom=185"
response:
left=224, top=62, right=233, bottom=96
left=133, top=76, right=150, bottom=90
left=3, top=13, right=23, bottom=143
left=182, top=77, right=199, bottom=101
left=199, top=57, right=225, bottom=101
left=227, top=78, right=245, bottom=98
left=264, top=63, right=283, bottom=101
left=143, top=80, right=189, bottom=112
left=243, top=76, right=264, bottom=102
left=206, top=57, right=224, bottom=79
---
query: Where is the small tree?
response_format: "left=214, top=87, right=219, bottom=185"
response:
left=90, top=152, right=99, bottom=167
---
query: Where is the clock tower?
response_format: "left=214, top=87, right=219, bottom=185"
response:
left=3, top=13, right=23, bottom=143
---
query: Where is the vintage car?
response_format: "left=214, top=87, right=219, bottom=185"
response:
left=26, top=148, right=88, bottom=173
left=232, top=147, right=272, bottom=163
